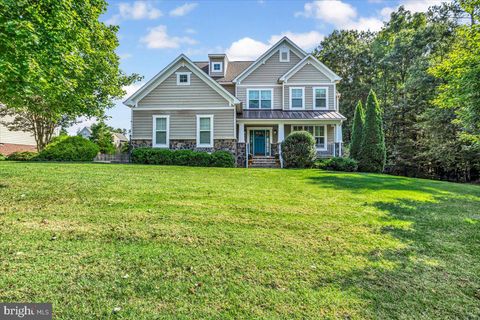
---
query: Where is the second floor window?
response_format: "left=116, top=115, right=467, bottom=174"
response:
left=212, top=62, right=222, bottom=72
left=314, top=87, right=328, bottom=109
left=248, top=89, right=272, bottom=109
left=290, top=87, right=304, bottom=109
left=176, top=72, right=191, bottom=85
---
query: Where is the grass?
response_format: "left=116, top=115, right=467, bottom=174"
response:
left=0, top=162, right=479, bottom=319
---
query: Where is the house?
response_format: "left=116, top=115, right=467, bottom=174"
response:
left=0, top=114, right=37, bottom=155
left=78, top=126, right=128, bottom=148
left=112, top=132, right=128, bottom=148
left=78, top=126, right=92, bottom=139
left=124, top=37, right=345, bottom=167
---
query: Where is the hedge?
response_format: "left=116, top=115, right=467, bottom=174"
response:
left=37, top=136, right=99, bottom=161
left=6, top=151, right=38, bottom=161
left=315, top=157, right=358, bottom=172
left=131, top=148, right=235, bottom=167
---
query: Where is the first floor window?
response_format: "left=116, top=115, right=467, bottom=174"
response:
left=314, top=87, right=328, bottom=109
left=290, top=88, right=304, bottom=109
left=153, top=116, right=169, bottom=147
left=248, top=89, right=272, bottom=109
left=292, top=125, right=326, bottom=150
left=197, top=115, right=213, bottom=147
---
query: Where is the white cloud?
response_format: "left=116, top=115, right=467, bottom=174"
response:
left=118, top=1, right=163, bottom=20
left=141, top=25, right=197, bottom=49
left=169, top=3, right=198, bottom=17
left=118, top=53, right=132, bottom=60
left=295, top=0, right=384, bottom=31
left=225, top=31, right=324, bottom=61
left=185, top=28, right=197, bottom=34
left=105, top=1, right=162, bottom=25
left=295, top=0, right=357, bottom=27
left=400, top=0, right=445, bottom=13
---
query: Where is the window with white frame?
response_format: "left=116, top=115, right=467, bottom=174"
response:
left=290, top=87, right=304, bottom=109
left=176, top=72, right=191, bottom=85
left=314, top=87, right=328, bottom=109
left=247, top=89, right=272, bottom=109
left=211, top=62, right=223, bottom=72
left=153, top=115, right=169, bottom=147
left=279, top=47, right=290, bottom=62
left=292, top=125, right=327, bottom=150
left=197, top=115, right=213, bottom=147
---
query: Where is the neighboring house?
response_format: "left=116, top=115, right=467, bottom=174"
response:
left=0, top=115, right=37, bottom=155
left=112, top=132, right=128, bottom=148
left=78, top=126, right=128, bottom=148
left=125, top=37, right=345, bottom=167
left=78, top=126, right=92, bottom=139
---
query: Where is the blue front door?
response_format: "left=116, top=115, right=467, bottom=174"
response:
left=253, top=130, right=266, bottom=156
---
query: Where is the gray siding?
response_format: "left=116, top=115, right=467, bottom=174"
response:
left=284, top=84, right=335, bottom=110
left=0, top=115, right=36, bottom=145
left=132, top=109, right=235, bottom=140
left=138, top=66, right=229, bottom=108
left=288, top=63, right=331, bottom=83
left=241, top=49, right=302, bottom=84
left=236, top=86, right=282, bottom=110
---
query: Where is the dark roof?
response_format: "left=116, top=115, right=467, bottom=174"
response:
left=238, top=110, right=346, bottom=120
left=194, top=61, right=254, bottom=83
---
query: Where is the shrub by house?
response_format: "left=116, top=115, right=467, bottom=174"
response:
left=281, top=131, right=316, bottom=168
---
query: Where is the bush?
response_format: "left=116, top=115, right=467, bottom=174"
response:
left=281, top=131, right=316, bottom=168
left=131, top=148, right=235, bottom=167
left=37, top=136, right=99, bottom=161
left=315, top=157, right=358, bottom=172
left=0, top=154, right=6, bottom=161
left=6, top=151, right=38, bottom=161
left=211, top=151, right=236, bottom=167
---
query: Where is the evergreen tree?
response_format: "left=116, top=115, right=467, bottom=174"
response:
left=358, top=90, right=386, bottom=172
left=349, top=100, right=365, bottom=160
left=90, top=121, right=115, bottom=154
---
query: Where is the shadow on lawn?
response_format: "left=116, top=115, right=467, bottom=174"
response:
left=308, top=173, right=480, bottom=318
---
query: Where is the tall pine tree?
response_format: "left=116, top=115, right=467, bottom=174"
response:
left=349, top=101, right=365, bottom=160
left=358, top=90, right=386, bottom=172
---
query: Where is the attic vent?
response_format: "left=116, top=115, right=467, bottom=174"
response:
left=279, top=47, right=290, bottom=62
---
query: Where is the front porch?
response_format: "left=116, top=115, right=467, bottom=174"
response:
left=236, top=121, right=344, bottom=168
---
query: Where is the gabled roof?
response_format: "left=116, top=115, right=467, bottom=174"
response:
left=194, top=61, right=253, bottom=83
left=124, top=54, right=240, bottom=107
left=279, top=55, right=342, bottom=83
left=232, top=37, right=308, bottom=84
left=112, top=132, right=128, bottom=141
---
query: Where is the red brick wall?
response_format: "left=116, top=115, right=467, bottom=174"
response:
left=0, top=143, right=37, bottom=156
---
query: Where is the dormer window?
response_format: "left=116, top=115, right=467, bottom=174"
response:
left=212, top=62, right=223, bottom=73
left=176, top=72, right=191, bottom=85
left=279, top=47, right=290, bottom=62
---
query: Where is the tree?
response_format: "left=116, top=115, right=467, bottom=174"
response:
left=0, top=0, right=141, bottom=150
left=89, top=121, right=115, bottom=154
left=313, top=30, right=376, bottom=143
left=358, top=90, right=386, bottom=172
left=349, top=101, right=365, bottom=160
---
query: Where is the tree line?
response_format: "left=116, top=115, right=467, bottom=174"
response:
left=314, top=1, right=480, bottom=182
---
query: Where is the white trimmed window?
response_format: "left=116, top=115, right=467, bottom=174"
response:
left=313, top=87, right=328, bottom=109
left=279, top=47, right=290, bottom=62
left=292, top=125, right=327, bottom=150
left=152, top=115, right=169, bottom=148
left=176, top=72, right=191, bottom=85
left=290, top=87, right=304, bottom=109
left=212, top=62, right=223, bottom=72
left=247, top=89, right=273, bottom=109
left=196, top=115, right=213, bottom=147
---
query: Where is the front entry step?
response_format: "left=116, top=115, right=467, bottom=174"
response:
left=248, top=156, right=280, bottom=168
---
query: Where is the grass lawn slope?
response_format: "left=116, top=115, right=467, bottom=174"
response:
left=0, top=162, right=479, bottom=319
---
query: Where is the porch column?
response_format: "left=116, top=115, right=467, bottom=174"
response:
left=278, top=123, right=285, bottom=143
left=238, top=123, right=245, bottom=143
left=335, top=123, right=343, bottom=156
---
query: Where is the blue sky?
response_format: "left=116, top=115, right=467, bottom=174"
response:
left=69, top=0, right=445, bottom=134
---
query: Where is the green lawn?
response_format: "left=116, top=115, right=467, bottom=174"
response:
left=0, top=162, right=479, bottom=319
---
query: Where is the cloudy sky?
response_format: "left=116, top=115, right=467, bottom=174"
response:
left=70, top=0, right=446, bottom=134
